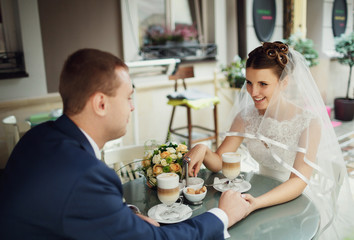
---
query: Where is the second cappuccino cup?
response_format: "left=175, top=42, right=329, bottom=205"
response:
left=222, top=152, right=242, bottom=180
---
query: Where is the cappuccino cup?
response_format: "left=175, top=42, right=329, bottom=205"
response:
left=157, top=173, right=180, bottom=206
left=222, top=152, right=242, bottom=180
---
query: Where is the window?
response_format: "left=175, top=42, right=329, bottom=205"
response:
left=0, top=0, right=28, bottom=80
left=122, top=0, right=216, bottom=62
left=137, top=0, right=197, bottom=47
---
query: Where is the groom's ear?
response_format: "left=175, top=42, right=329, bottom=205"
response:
left=90, top=92, right=108, bottom=117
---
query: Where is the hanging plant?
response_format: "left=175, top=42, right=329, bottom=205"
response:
left=283, top=33, right=319, bottom=67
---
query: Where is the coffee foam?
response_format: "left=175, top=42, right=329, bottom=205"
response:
left=222, top=152, right=242, bottom=163
left=157, top=173, right=179, bottom=189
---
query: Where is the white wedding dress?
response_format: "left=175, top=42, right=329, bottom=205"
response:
left=242, top=107, right=314, bottom=182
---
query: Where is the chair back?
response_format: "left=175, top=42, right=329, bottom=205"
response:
left=169, top=66, right=194, bottom=91
left=2, top=115, right=20, bottom=158
left=102, top=145, right=145, bottom=183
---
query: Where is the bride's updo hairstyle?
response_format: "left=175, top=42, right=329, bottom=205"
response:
left=246, top=41, right=290, bottom=79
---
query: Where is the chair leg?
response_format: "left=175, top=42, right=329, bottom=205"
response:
left=213, top=105, right=219, bottom=148
left=187, top=107, right=192, bottom=149
left=166, top=106, right=176, bottom=143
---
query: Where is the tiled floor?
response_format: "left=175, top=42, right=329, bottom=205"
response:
left=332, top=119, right=354, bottom=199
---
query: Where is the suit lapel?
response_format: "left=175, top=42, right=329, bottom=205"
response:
left=54, top=115, right=96, bottom=158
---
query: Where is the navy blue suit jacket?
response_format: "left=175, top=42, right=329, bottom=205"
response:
left=0, top=115, right=224, bottom=239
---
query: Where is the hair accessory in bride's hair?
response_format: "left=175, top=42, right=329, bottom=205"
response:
left=262, top=41, right=289, bottom=68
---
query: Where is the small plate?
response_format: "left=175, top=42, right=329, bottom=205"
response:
left=213, top=177, right=251, bottom=193
left=147, top=203, right=192, bottom=224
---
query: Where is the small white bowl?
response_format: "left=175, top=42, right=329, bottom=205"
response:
left=187, top=177, right=204, bottom=189
left=179, top=182, right=185, bottom=195
left=183, top=186, right=207, bottom=203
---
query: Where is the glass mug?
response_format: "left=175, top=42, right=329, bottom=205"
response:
left=222, top=152, right=243, bottom=189
left=156, top=173, right=182, bottom=219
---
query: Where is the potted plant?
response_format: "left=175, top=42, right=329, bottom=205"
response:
left=221, top=55, right=246, bottom=88
left=333, top=32, right=354, bottom=121
left=283, top=33, right=319, bottom=67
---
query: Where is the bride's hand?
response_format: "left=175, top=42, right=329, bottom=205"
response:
left=185, top=144, right=207, bottom=177
left=241, top=194, right=258, bottom=216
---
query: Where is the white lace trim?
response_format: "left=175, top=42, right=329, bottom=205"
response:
left=242, top=108, right=314, bottom=173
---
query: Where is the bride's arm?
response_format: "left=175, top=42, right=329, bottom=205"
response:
left=243, top=118, right=321, bottom=214
left=186, top=136, right=243, bottom=176
left=186, top=115, right=245, bottom=176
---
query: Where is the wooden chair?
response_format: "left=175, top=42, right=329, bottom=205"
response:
left=166, top=66, right=219, bottom=149
left=102, top=145, right=145, bottom=184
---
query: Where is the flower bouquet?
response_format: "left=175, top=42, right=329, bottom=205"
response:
left=142, top=142, right=188, bottom=188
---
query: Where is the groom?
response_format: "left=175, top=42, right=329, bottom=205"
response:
left=0, top=48, right=249, bottom=239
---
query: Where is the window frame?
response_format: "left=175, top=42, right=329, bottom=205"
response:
left=0, top=0, right=28, bottom=80
left=121, top=0, right=216, bottom=63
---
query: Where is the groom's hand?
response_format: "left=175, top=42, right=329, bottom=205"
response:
left=137, top=214, right=160, bottom=227
left=218, top=190, right=250, bottom=227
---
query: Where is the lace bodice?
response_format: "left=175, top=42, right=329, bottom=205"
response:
left=242, top=108, right=314, bottom=180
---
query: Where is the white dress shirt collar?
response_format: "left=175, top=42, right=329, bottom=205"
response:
left=79, top=128, right=101, bottom=160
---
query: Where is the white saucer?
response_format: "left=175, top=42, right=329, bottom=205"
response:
left=213, top=177, right=252, bottom=193
left=148, top=203, right=192, bottom=224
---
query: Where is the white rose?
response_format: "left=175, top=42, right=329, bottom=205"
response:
left=167, top=147, right=176, bottom=154
left=177, top=152, right=182, bottom=158
left=152, top=154, right=161, bottom=164
left=161, top=159, right=168, bottom=166
left=170, top=154, right=177, bottom=160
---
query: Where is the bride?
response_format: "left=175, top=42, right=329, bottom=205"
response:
left=186, top=41, right=354, bottom=239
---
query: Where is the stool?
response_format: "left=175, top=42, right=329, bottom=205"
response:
left=166, top=66, right=219, bottom=149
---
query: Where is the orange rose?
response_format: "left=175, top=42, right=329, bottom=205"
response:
left=142, top=159, right=151, bottom=167
left=153, top=164, right=163, bottom=176
left=160, top=151, right=170, bottom=159
left=170, top=163, right=181, bottom=172
left=176, top=144, right=188, bottom=153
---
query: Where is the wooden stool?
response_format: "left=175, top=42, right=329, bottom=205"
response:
left=166, top=66, right=219, bottom=149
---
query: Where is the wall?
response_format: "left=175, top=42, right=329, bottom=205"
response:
left=0, top=94, right=63, bottom=168
left=245, top=0, right=284, bottom=55
left=226, top=0, right=238, bottom=63
left=38, top=0, right=123, bottom=93
left=0, top=0, right=47, bottom=102
left=307, top=0, right=354, bottom=104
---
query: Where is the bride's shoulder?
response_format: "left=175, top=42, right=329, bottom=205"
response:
left=231, top=106, right=259, bottom=126
left=239, top=105, right=259, bottom=118
left=286, top=102, right=317, bottom=120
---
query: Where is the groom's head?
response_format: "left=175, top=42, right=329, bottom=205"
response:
left=59, top=49, right=134, bottom=147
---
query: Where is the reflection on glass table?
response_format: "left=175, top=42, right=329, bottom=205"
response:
left=122, top=169, right=320, bottom=240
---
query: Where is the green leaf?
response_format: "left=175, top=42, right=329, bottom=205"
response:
left=283, top=33, right=319, bottom=67
left=334, top=32, right=354, bottom=99
left=163, top=165, right=170, bottom=172
left=176, top=158, right=183, bottom=166
left=166, top=156, right=173, bottom=163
